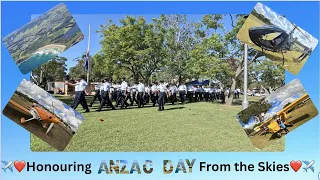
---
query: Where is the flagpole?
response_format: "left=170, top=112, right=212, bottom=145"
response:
left=87, top=24, right=91, bottom=83
left=242, top=43, right=249, bottom=110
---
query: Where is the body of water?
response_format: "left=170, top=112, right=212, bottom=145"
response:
left=17, top=50, right=60, bottom=74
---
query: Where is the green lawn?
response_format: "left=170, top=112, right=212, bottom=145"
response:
left=30, top=95, right=285, bottom=152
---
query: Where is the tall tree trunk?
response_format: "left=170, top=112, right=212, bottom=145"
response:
left=178, top=74, right=182, bottom=84
left=133, top=74, right=139, bottom=83
left=225, top=77, right=236, bottom=106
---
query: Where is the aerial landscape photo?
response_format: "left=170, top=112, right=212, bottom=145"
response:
left=2, top=3, right=84, bottom=74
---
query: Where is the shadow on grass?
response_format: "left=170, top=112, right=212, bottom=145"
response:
left=269, top=133, right=282, bottom=141
left=58, top=95, right=245, bottom=112
left=232, top=100, right=258, bottom=106
left=164, top=107, right=185, bottom=111
left=290, top=114, right=310, bottom=125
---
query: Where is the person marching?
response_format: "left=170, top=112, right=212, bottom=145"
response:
left=130, top=82, right=139, bottom=106
left=187, top=84, right=194, bottom=102
left=204, top=86, right=209, bottom=101
left=68, top=76, right=90, bottom=113
left=111, top=82, right=116, bottom=102
left=178, top=82, right=187, bottom=104
left=125, top=83, right=133, bottom=106
left=157, top=80, right=168, bottom=111
left=100, top=80, right=106, bottom=107
left=69, top=79, right=80, bottom=108
left=194, top=85, right=200, bottom=102
left=97, top=78, right=115, bottom=111
left=89, top=79, right=103, bottom=107
left=209, top=86, right=214, bottom=101
left=199, top=85, right=204, bottom=101
left=169, top=83, right=178, bottom=105
left=114, top=82, right=121, bottom=107
left=236, top=88, right=240, bottom=99
left=144, top=85, right=150, bottom=104
left=137, top=80, right=145, bottom=108
left=150, top=82, right=158, bottom=106
left=120, top=77, right=129, bottom=108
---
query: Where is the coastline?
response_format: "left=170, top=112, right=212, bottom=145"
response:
left=16, top=44, right=66, bottom=66
left=37, top=44, right=66, bottom=52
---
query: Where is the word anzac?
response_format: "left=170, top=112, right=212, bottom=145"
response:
left=98, top=160, right=153, bottom=174
left=98, top=159, right=196, bottom=174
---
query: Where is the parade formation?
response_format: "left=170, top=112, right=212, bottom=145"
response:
left=67, top=76, right=242, bottom=112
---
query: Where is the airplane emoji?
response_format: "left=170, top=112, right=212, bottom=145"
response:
left=303, top=160, right=315, bottom=172
left=1, top=161, right=13, bottom=173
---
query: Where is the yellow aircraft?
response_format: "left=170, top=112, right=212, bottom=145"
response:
left=254, top=94, right=310, bottom=138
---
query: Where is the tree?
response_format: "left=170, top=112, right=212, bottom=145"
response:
left=69, top=53, right=109, bottom=82
left=249, top=60, right=285, bottom=94
left=31, top=56, right=67, bottom=88
left=160, top=14, right=195, bottom=83
left=97, top=16, right=166, bottom=84
left=238, top=100, right=272, bottom=124
left=222, top=15, right=265, bottom=105
left=187, top=15, right=233, bottom=83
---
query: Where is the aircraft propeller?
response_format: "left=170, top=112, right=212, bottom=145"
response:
left=46, top=102, right=55, bottom=135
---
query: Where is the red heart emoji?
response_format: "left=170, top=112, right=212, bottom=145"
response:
left=14, top=161, right=26, bottom=172
left=290, top=160, right=302, bottom=172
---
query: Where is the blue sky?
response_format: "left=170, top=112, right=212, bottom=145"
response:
left=1, top=2, right=319, bottom=180
left=31, top=13, right=233, bottom=73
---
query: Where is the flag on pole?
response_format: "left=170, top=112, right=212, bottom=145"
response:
left=84, top=24, right=90, bottom=72
left=84, top=49, right=89, bottom=71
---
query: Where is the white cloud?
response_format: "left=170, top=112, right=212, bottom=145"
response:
left=16, top=79, right=84, bottom=132
left=266, top=79, right=304, bottom=103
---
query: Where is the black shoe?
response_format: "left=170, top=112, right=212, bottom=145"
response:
left=96, top=109, right=101, bottom=112
left=84, top=109, right=90, bottom=113
left=88, top=104, right=92, bottom=107
left=162, top=107, right=164, bottom=110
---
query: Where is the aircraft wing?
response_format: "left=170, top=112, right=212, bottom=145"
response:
left=1, top=161, right=8, bottom=165
left=302, top=161, right=309, bottom=165
left=8, top=166, right=13, bottom=172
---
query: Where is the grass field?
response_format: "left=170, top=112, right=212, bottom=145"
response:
left=237, top=14, right=308, bottom=75
left=30, top=95, right=285, bottom=152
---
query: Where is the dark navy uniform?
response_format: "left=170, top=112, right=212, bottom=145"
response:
left=97, top=81, right=115, bottom=111
left=178, top=84, right=187, bottom=104
left=130, top=84, right=139, bottom=106
left=73, top=79, right=89, bottom=112
left=120, top=80, right=129, bottom=108
left=169, top=85, right=177, bottom=105
left=150, top=84, right=158, bottom=106
left=157, top=83, right=167, bottom=111
left=137, top=82, right=145, bottom=108
left=89, top=82, right=102, bottom=107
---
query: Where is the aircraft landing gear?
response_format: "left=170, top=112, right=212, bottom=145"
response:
left=276, top=132, right=282, bottom=138
left=281, top=50, right=285, bottom=66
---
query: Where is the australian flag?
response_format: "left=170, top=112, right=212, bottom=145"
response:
left=84, top=50, right=89, bottom=71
